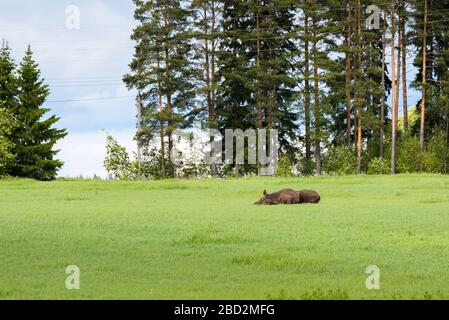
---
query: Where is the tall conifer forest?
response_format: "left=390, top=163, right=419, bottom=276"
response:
left=124, top=0, right=449, bottom=178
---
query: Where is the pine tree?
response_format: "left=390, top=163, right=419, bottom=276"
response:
left=419, top=0, right=428, bottom=153
left=391, top=0, right=398, bottom=174
left=410, top=0, right=449, bottom=148
left=380, top=9, right=387, bottom=158
left=125, top=0, right=168, bottom=177
left=345, top=0, right=353, bottom=146
left=354, top=0, right=364, bottom=173
left=399, top=0, right=409, bottom=132
left=298, top=8, right=313, bottom=173
left=125, top=0, right=194, bottom=178
left=10, top=46, right=67, bottom=180
left=122, top=0, right=449, bottom=176
left=362, top=0, right=390, bottom=162
left=246, top=0, right=298, bottom=158
left=304, top=1, right=340, bottom=175
left=190, top=0, right=221, bottom=176
left=326, top=0, right=388, bottom=171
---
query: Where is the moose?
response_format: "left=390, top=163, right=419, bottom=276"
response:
left=255, top=189, right=320, bottom=205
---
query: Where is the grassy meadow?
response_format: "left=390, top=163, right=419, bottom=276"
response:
left=1, top=175, right=449, bottom=300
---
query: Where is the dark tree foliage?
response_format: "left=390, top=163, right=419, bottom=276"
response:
left=125, top=0, right=449, bottom=176
left=9, top=47, right=67, bottom=180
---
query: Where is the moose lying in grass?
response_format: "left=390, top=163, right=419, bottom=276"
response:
left=255, top=189, right=321, bottom=205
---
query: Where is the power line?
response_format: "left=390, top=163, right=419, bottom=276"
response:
left=51, top=83, right=123, bottom=88
left=39, top=57, right=127, bottom=63
left=0, top=24, right=135, bottom=32
left=47, top=95, right=134, bottom=103
left=33, top=46, right=134, bottom=53
left=7, top=37, right=131, bottom=44
left=48, top=80, right=123, bottom=84
left=46, top=75, right=124, bottom=81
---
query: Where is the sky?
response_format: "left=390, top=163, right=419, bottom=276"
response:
left=0, top=0, right=138, bottom=178
left=0, top=1, right=421, bottom=178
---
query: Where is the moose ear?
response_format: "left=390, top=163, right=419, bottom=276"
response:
left=263, top=190, right=267, bottom=196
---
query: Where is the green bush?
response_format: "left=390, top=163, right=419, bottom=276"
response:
left=422, top=151, right=440, bottom=173
left=323, top=145, right=357, bottom=175
left=397, top=132, right=448, bottom=174
left=104, top=135, right=133, bottom=180
left=134, top=147, right=166, bottom=180
left=425, top=129, right=449, bottom=173
left=367, top=157, right=390, bottom=175
left=276, top=154, right=294, bottom=177
left=397, top=135, right=422, bottom=173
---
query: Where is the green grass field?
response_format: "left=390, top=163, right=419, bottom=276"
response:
left=1, top=175, right=449, bottom=300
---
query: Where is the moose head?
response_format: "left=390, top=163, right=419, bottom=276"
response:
left=254, top=190, right=278, bottom=205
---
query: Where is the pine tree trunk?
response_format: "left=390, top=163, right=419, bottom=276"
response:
left=312, top=14, right=321, bottom=176
left=211, top=0, right=217, bottom=118
left=380, top=15, right=386, bottom=159
left=420, top=0, right=428, bottom=153
left=136, top=92, right=142, bottom=164
left=304, top=14, right=312, bottom=166
left=256, top=10, right=262, bottom=130
left=396, top=13, right=401, bottom=137
left=204, top=9, right=212, bottom=121
left=401, top=11, right=408, bottom=131
left=445, top=114, right=448, bottom=174
left=391, top=0, right=397, bottom=174
left=157, top=53, right=166, bottom=177
left=268, top=5, right=275, bottom=130
left=211, top=0, right=218, bottom=176
left=166, top=93, right=174, bottom=177
left=356, top=0, right=362, bottom=174
left=345, top=3, right=352, bottom=146
left=203, top=7, right=218, bottom=177
left=256, top=9, right=262, bottom=176
left=164, top=13, right=174, bottom=178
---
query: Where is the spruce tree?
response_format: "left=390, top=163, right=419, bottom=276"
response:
left=0, top=44, right=18, bottom=108
left=0, top=43, right=19, bottom=176
left=0, top=107, right=15, bottom=176
left=11, top=46, right=67, bottom=180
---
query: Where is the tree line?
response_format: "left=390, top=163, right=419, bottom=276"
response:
left=119, top=0, right=447, bottom=178
left=0, top=43, right=67, bottom=180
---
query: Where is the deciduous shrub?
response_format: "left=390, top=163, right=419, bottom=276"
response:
left=425, top=129, right=449, bottom=173
left=323, top=145, right=357, bottom=175
left=397, top=135, right=422, bottom=173
left=397, top=132, right=448, bottom=174
left=104, top=135, right=132, bottom=180
left=368, top=157, right=390, bottom=175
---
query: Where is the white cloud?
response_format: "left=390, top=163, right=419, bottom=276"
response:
left=0, top=1, right=140, bottom=177
left=56, top=129, right=137, bottom=178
